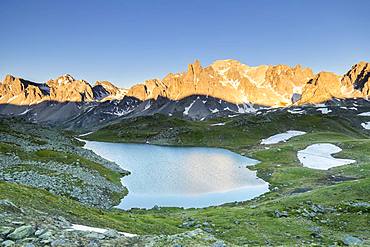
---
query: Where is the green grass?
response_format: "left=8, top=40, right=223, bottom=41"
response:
left=85, top=113, right=368, bottom=149
left=0, top=143, right=124, bottom=187
left=79, top=113, right=370, bottom=245
left=1, top=175, right=368, bottom=245
left=34, top=149, right=123, bottom=186
left=1, top=114, right=369, bottom=245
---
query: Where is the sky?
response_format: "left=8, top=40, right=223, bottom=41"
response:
left=0, top=0, right=369, bottom=88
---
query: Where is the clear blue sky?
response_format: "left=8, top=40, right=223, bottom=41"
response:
left=1, top=0, right=369, bottom=88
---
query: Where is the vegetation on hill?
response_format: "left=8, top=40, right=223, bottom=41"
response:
left=0, top=112, right=369, bottom=246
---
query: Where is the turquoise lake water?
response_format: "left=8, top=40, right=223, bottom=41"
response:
left=84, top=141, right=269, bottom=209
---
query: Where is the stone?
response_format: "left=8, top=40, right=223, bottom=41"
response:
left=85, top=233, right=106, bottom=240
left=203, top=228, right=213, bottom=233
left=0, top=200, right=23, bottom=213
left=87, top=239, right=100, bottom=247
left=181, top=220, right=196, bottom=228
left=51, top=239, right=69, bottom=247
left=22, top=243, right=36, bottom=247
left=40, top=239, right=53, bottom=245
left=7, top=225, right=34, bottom=240
left=11, top=221, right=24, bottom=226
left=34, top=228, right=48, bottom=236
left=202, top=222, right=210, bottom=227
left=1, top=240, right=15, bottom=247
left=351, top=202, right=370, bottom=208
left=38, top=230, right=53, bottom=240
left=0, top=227, right=14, bottom=238
left=274, top=210, right=288, bottom=218
left=103, top=229, right=119, bottom=239
left=186, top=229, right=203, bottom=238
left=212, top=241, right=226, bottom=247
left=309, top=226, right=322, bottom=239
left=342, top=235, right=363, bottom=246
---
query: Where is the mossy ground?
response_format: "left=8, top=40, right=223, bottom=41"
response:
left=1, top=113, right=369, bottom=245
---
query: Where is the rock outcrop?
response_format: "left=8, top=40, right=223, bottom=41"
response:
left=341, top=61, right=370, bottom=96
left=1, top=60, right=369, bottom=107
left=126, top=59, right=315, bottom=107
left=46, top=74, right=95, bottom=102
left=94, top=81, right=127, bottom=101
left=0, top=75, right=47, bottom=105
left=125, top=60, right=369, bottom=107
left=0, top=74, right=127, bottom=105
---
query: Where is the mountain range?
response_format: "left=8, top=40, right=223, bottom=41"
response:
left=0, top=59, right=369, bottom=129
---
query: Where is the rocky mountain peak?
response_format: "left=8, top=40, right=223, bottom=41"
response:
left=1, top=60, right=370, bottom=108
left=3, top=74, right=16, bottom=84
left=126, top=59, right=318, bottom=107
left=54, top=74, right=76, bottom=85
left=341, top=62, right=370, bottom=95
left=187, top=59, right=202, bottom=75
left=0, top=75, right=46, bottom=105
left=95, top=81, right=119, bottom=93
left=93, top=81, right=127, bottom=101
left=46, top=75, right=94, bottom=102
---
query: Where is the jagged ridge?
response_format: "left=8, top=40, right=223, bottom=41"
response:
left=1, top=60, right=369, bottom=107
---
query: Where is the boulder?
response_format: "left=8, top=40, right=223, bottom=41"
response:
left=7, top=225, right=34, bottom=240
left=274, top=209, right=288, bottom=218
left=342, top=235, right=363, bottom=246
left=1, top=240, right=15, bottom=247
left=0, top=227, right=14, bottom=238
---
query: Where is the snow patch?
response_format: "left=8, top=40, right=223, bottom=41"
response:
left=358, top=112, right=370, bottom=116
left=210, top=122, right=226, bottom=126
left=18, top=109, right=31, bottom=115
left=261, top=130, right=306, bottom=145
left=79, top=132, right=93, bottom=137
left=288, top=109, right=305, bottom=114
left=361, top=122, right=370, bottom=130
left=236, top=103, right=256, bottom=113
left=144, top=101, right=151, bottom=110
left=297, top=143, right=355, bottom=170
left=69, top=224, right=137, bottom=237
left=316, top=108, right=332, bottom=114
left=183, top=100, right=197, bottom=115
left=210, top=108, right=219, bottom=114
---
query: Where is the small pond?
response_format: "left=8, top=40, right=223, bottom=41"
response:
left=83, top=141, right=269, bottom=209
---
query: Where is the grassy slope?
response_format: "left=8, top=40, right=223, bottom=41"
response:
left=1, top=113, right=369, bottom=245
left=0, top=120, right=127, bottom=205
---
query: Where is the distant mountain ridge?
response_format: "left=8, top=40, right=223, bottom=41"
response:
left=0, top=74, right=126, bottom=105
left=1, top=60, right=369, bottom=107
left=0, top=60, right=369, bottom=130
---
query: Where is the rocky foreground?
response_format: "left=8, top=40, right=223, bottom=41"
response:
left=0, top=119, right=129, bottom=209
left=0, top=199, right=138, bottom=247
left=0, top=198, right=237, bottom=247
